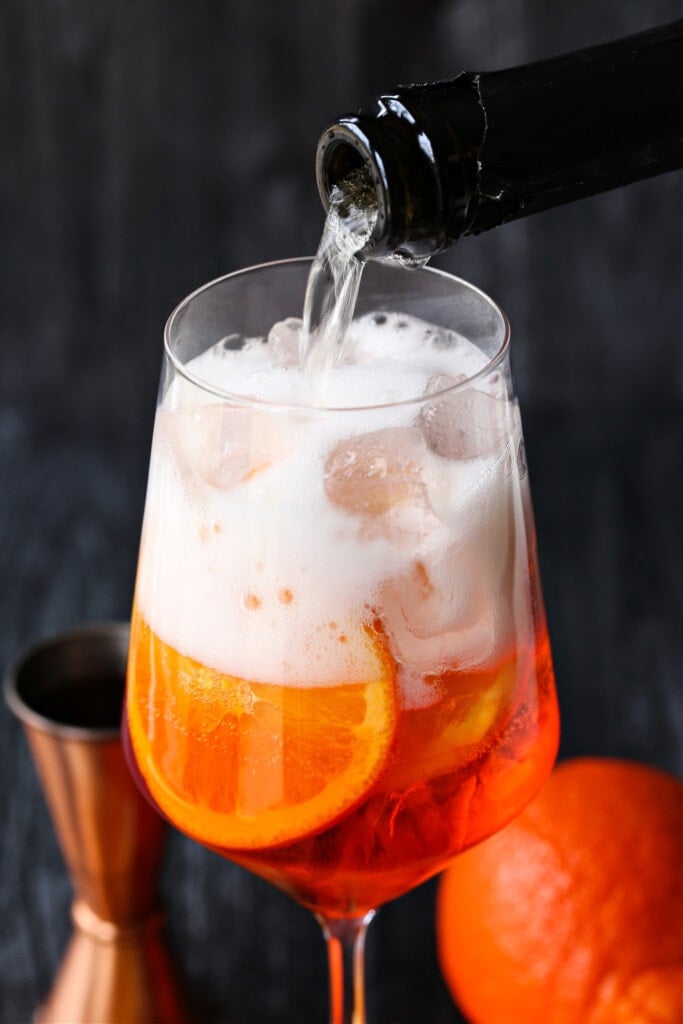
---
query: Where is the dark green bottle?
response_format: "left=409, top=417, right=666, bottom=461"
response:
left=316, top=20, right=683, bottom=260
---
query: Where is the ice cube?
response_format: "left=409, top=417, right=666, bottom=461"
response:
left=324, top=427, right=439, bottom=543
left=379, top=455, right=517, bottom=671
left=395, top=551, right=482, bottom=639
left=168, top=403, right=290, bottom=489
left=418, top=373, right=509, bottom=460
left=268, top=317, right=303, bottom=368
left=379, top=555, right=501, bottom=674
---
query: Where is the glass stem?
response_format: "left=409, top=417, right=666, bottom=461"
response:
left=317, top=910, right=376, bottom=1024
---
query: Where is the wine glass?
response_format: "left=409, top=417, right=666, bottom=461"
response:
left=125, top=257, right=559, bottom=1023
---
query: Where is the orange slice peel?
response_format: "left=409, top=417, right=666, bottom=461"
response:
left=127, top=615, right=397, bottom=850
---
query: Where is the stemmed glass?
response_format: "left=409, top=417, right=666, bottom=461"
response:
left=124, top=257, right=559, bottom=1023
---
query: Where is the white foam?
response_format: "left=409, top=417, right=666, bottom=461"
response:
left=138, top=408, right=408, bottom=683
left=136, top=312, right=530, bottom=701
left=344, top=311, right=489, bottom=381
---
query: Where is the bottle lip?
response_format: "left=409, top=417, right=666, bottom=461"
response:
left=315, top=118, right=392, bottom=258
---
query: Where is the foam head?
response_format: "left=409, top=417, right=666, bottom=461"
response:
left=136, top=309, right=528, bottom=700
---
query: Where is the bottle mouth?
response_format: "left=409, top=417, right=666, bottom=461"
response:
left=316, top=110, right=456, bottom=261
left=315, top=119, right=389, bottom=258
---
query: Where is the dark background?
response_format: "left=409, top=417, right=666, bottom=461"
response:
left=1, top=2, right=682, bottom=1022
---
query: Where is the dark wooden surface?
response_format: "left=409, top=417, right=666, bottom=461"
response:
left=1, top=3, right=682, bottom=1022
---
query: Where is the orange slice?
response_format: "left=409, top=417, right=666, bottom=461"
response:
left=379, top=658, right=518, bottom=793
left=127, top=613, right=396, bottom=850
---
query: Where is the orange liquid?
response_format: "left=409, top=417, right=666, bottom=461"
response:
left=127, top=600, right=558, bottom=916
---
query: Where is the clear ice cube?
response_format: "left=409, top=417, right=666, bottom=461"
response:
left=268, top=317, right=303, bottom=368
left=418, top=373, right=509, bottom=460
left=379, top=552, right=501, bottom=673
left=378, top=447, right=518, bottom=672
left=324, top=427, right=439, bottom=543
left=169, top=403, right=289, bottom=489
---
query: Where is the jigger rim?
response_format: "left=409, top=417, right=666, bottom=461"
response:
left=3, top=621, right=130, bottom=742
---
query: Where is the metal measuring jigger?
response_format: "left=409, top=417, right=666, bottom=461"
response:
left=4, top=622, right=190, bottom=1024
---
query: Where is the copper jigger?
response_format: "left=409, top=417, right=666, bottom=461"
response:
left=4, top=622, right=189, bottom=1024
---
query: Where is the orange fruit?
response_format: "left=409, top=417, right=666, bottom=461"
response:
left=436, top=758, right=683, bottom=1023
left=127, top=613, right=396, bottom=850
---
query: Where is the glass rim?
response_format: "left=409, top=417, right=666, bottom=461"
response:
left=163, top=256, right=511, bottom=413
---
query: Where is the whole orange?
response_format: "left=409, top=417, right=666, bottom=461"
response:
left=436, top=758, right=683, bottom=1023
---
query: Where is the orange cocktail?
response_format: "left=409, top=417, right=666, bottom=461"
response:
left=124, top=258, right=560, bottom=1020
left=128, top=608, right=557, bottom=915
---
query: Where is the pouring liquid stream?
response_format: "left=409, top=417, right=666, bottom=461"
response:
left=300, top=170, right=377, bottom=395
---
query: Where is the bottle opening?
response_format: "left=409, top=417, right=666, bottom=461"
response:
left=316, top=112, right=453, bottom=261
left=316, top=120, right=390, bottom=258
left=317, top=135, right=368, bottom=211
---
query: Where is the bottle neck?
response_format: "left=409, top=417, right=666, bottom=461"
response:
left=316, top=19, right=683, bottom=259
left=315, top=77, right=483, bottom=261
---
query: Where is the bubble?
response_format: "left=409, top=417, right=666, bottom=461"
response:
left=221, top=333, right=246, bottom=352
